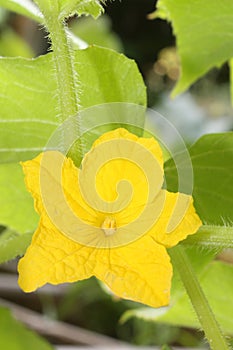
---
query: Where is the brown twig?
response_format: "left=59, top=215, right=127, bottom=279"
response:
left=0, top=273, right=68, bottom=296
left=0, top=297, right=131, bottom=347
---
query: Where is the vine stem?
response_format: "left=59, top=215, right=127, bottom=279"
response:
left=46, top=17, right=79, bottom=121
left=184, top=225, right=233, bottom=249
left=169, top=245, right=230, bottom=350
left=41, top=2, right=81, bottom=156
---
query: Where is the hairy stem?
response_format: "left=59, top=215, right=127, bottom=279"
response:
left=184, top=225, right=233, bottom=249
left=47, top=17, right=79, bottom=121
left=170, top=245, right=230, bottom=350
left=40, top=2, right=81, bottom=156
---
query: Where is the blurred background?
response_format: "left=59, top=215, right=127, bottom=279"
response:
left=0, top=0, right=232, bottom=349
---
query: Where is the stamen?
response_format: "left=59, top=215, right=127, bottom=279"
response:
left=101, top=217, right=117, bottom=236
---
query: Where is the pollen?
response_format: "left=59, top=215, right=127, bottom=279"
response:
left=101, top=216, right=117, bottom=236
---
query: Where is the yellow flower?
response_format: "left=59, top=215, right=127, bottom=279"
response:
left=18, top=128, right=202, bottom=307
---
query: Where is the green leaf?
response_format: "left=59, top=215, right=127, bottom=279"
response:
left=59, top=0, right=103, bottom=19
left=159, top=261, right=233, bottom=335
left=165, top=132, right=233, bottom=226
left=0, top=163, right=38, bottom=232
left=0, top=0, right=103, bottom=28
left=156, top=0, right=233, bottom=97
left=0, top=229, right=33, bottom=263
left=34, top=0, right=103, bottom=20
left=0, top=56, right=58, bottom=164
left=121, top=305, right=170, bottom=324
left=0, top=0, right=43, bottom=22
left=0, top=46, right=146, bottom=164
left=76, top=46, right=146, bottom=108
left=0, top=307, right=53, bottom=350
left=122, top=261, right=233, bottom=335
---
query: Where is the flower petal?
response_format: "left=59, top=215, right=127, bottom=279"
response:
left=92, top=128, right=138, bottom=147
left=18, top=129, right=201, bottom=304
left=92, top=128, right=164, bottom=170
left=94, top=235, right=172, bottom=308
left=79, top=128, right=164, bottom=218
left=21, top=153, right=44, bottom=214
left=18, top=211, right=172, bottom=306
left=18, top=214, right=97, bottom=292
left=149, top=190, right=202, bottom=248
left=21, top=151, right=97, bottom=223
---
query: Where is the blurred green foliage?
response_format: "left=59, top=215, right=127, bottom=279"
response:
left=0, top=28, right=33, bottom=57
left=0, top=308, right=52, bottom=350
left=70, top=15, right=123, bottom=51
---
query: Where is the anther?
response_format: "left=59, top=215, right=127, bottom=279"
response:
left=101, top=217, right=117, bottom=236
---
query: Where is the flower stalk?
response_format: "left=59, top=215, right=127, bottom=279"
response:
left=170, top=245, right=230, bottom=350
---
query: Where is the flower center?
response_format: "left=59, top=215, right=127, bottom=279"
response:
left=101, top=216, right=117, bottom=236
